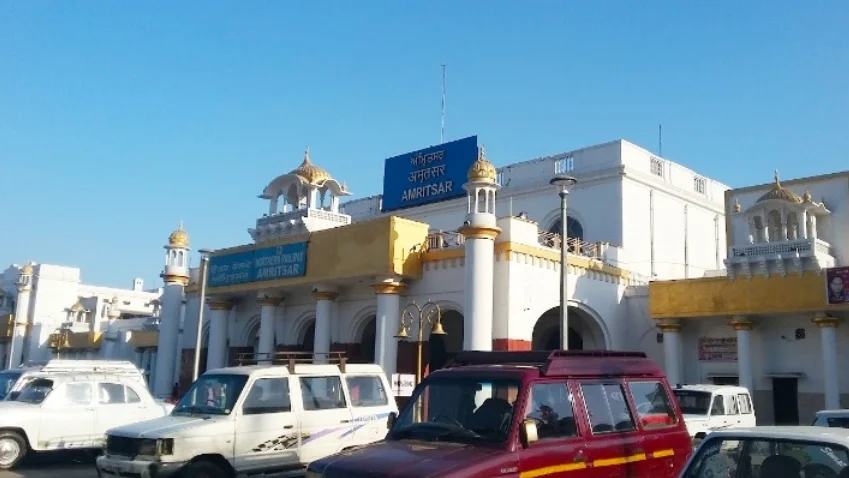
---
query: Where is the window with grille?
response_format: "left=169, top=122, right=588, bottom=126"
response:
left=694, top=177, right=706, bottom=194
left=650, top=157, right=664, bottom=177
left=555, top=155, right=575, bottom=174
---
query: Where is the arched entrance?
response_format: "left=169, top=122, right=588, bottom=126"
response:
left=532, top=305, right=607, bottom=351
left=298, top=321, right=315, bottom=353
left=356, top=315, right=377, bottom=363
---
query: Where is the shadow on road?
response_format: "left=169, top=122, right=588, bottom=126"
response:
left=0, top=451, right=97, bottom=478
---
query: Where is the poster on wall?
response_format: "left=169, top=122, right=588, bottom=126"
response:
left=698, top=337, right=738, bottom=362
left=826, top=267, right=849, bottom=305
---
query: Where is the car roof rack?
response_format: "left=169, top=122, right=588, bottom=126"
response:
left=27, top=359, right=142, bottom=374
left=233, top=351, right=347, bottom=374
left=444, top=350, right=661, bottom=378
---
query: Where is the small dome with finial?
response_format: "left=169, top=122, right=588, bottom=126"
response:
left=467, top=145, right=497, bottom=183
left=290, top=147, right=333, bottom=185
left=756, top=170, right=802, bottom=204
left=20, top=262, right=34, bottom=276
left=732, top=199, right=741, bottom=213
left=168, top=222, right=190, bottom=247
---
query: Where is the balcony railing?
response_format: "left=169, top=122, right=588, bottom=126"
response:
left=731, top=238, right=834, bottom=259
left=425, top=231, right=466, bottom=250
left=256, top=208, right=351, bottom=228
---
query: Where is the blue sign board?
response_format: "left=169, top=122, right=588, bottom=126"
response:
left=381, top=135, right=478, bottom=212
left=208, top=241, right=308, bottom=288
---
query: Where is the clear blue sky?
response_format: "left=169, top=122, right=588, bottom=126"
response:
left=1, top=1, right=847, bottom=289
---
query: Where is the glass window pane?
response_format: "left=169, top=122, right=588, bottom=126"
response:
left=627, top=381, right=677, bottom=428
left=98, top=383, right=125, bottom=404
left=126, top=386, right=141, bottom=403
left=345, top=376, right=388, bottom=408
left=524, top=382, right=577, bottom=439
left=243, top=378, right=291, bottom=415
left=390, top=376, right=520, bottom=444
left=603, top=384, right=635, bottom=432
left=173, top=374, right=248, bottom=415
left=300, top=376, right=347, bottom=410
left=63, top=383, right=93, bottom=406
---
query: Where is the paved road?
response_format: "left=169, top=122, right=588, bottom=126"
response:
left=0, top=452, right=97, bottom=478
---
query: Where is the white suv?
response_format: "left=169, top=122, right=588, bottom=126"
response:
left=96, top=357, right=397, bottom=478
left=0, top=371, right=174, bottom=469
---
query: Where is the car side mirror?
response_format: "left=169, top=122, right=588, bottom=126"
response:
left=387, top=411, right=397, bottom=430
left=520, top=419, right=538, bottom=448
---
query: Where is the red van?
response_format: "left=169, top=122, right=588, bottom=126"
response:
left=306, top=350, right=692, bottom=478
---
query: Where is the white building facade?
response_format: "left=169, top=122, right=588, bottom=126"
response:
left=149, top=138, right=730, bottom=399
left=650, top=170, right=849, bottom=425
left=0, top=261, right=164, bottom=383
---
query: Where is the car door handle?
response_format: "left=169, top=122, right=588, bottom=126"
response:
left=283, top=425, right=294, bottom=429
left=573, top=455, right=586, bottom=463
left=340, top=419, right=351, bottom=423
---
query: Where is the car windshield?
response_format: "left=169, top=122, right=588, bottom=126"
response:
left=12, top=378, right=54, bottom=404
left=0, top=371, right=23, bottom=400
left=173, top=374, right=248, bottom=416
left=684, top=436, right=849, bottom=478
left=388, top=375, right=520, bottom=444
left=674, top=390, right=712, bottom=415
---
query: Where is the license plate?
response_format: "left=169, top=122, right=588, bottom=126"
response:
left=101, top=462, right=131, bottom=474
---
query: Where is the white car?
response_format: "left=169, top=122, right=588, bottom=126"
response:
left=813, top=409, right=849, bottom=429
left=96, top=361, right=397, bottom=478
left=0, top=371, right=174, bottom=469
left=0, top=359, right=147, bottom=401
left=673, top=384, right=756, bottom=441
left=680, top=426, right=849, bottom=478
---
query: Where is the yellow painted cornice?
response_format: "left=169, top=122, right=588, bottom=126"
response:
left=649, top=271, right=849, bottom=319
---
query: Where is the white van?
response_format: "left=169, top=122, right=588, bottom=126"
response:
left=0, top=360, right=147, bottom=401
left=96, top=354, right=397, bottom=478
left=673, top=384, right=756, bottom=441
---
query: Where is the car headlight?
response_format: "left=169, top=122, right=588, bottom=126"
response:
left=138, top=438, right=174, bottom=457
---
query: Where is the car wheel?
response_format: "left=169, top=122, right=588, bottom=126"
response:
left=182, top=460, right=228, bottom=478
left=0, top=431, right=27, bottom=470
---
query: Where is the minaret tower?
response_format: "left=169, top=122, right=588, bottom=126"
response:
left=459, top=146, right=501, bottom=351
left=9, top=262, right=34, bottom=368
left=153, top=223, right=190, bottom=397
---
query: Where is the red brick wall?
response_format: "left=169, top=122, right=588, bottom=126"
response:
left=493, top=339, right=532, bottom=351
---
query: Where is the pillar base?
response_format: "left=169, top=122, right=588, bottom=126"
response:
left=492, top=339, right=532, bottom=351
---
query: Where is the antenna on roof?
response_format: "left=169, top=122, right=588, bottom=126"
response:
left=658, top=124, right=663, bottom=157
left=441, top=64, right=446, bottom=144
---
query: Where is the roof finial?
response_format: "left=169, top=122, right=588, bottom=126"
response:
left=478, top=144, right=486, bottom=161
left=304, top=146, right=311, bottom=164
left=178, top=220, right=183, bottom=231
left=774, top=169, right=780, bottom=185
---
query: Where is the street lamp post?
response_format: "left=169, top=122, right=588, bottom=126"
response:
left=5, top=313, right=14, bottom=369
left=193, top=249, right=212, bottom=382
left=394, top=300, right=446, bottom=385
left=549, top=174, right=578, bottom=350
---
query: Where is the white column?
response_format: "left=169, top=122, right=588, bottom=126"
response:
left=815, top=314, right=840, bottom=410
left=312, top=289, right=338, bottom=363
left=659, top=320, right=682, bottom=386
left=257, top=296, right=281, bottom=365
left=9, top=282, right=32, bottom=369
left=810, top=215, right=818, bottom=241
left=152, top=283, right=184, bottom=397
left=731, top=316, right=755, bottom=393
left=173, top=299, right=187, bottom=384
left=206, top=300, right=231, bottom=371
left=372, top=279, right=404, bottom=378
left=461, top=227, right=499, bottom=351
left=798, top=210, right=808, bottom=239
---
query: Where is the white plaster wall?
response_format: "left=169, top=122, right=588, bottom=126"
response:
left=621, top=178, right=726, bottom=280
